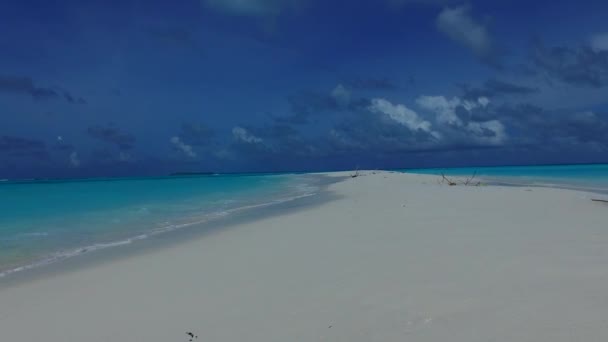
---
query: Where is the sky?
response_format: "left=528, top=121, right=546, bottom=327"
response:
left=1, top=0, right=608, bottom=178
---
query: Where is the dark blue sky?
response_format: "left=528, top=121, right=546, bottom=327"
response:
left=1, top=0, right=608, bottom=178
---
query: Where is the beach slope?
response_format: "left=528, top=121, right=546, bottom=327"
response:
left=1, top=171, right=608, bottom=341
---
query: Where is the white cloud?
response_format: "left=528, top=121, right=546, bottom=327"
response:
left=69, top=151, right=80, bottom=167
left=462, top=96, right=489, bottom=111
left=170, top=136, right=196, bottom=158
left=232, top=126, right=263, bottom=144
left=416, top=95, right=463, bottom=126
left=477, top=96, right=490, bottom=107
left=416, top=95, right=490, bottom=126
left=416, top=94, right=506, bottom=145
left=436, top=5, right=493, bottom=61
left=368, top=98, right=440, bottom=139
left=203, top=0, right=298, bottom=17
left=590, top=32, right=608, bottom=52
left=331, top=84, right=351, bottom=108
left=466, top=120, right=506, bottom=145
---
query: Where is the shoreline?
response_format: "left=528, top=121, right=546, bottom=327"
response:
left=0, top=174, right=344, bottom=287
left=1, top=171, right=608, bottom=341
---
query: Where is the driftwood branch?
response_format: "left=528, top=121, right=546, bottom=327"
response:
left=350, top=166, right=360, bottom=178
left=440, top=173, right=457, bottom=186
left=464, top=171, right=477, bottom=185
left=591, top=199, right=608, bottom=203
left=439, top=172, right=482, bottom=186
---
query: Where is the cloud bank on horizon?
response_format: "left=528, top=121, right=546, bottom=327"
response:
left=1, top=0, right=608, bottom=178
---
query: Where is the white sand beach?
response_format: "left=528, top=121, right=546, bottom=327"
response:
left=1, top=171, right=608, bottom=341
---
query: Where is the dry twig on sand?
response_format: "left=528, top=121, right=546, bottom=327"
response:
left=463, top=171, right=478, bottom=185
left=439, top=172, right=482, bottom=186
left=441, top=173, right=457, bottom=186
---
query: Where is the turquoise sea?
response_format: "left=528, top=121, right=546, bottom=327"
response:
left=0, top=174, right=324, bottom=278
left=400, top=163, right=608, bottom=192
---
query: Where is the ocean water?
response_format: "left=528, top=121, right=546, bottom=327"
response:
left=0, top=174, right=324, bottom=278
left=400, top=164, right=608, bottom=192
